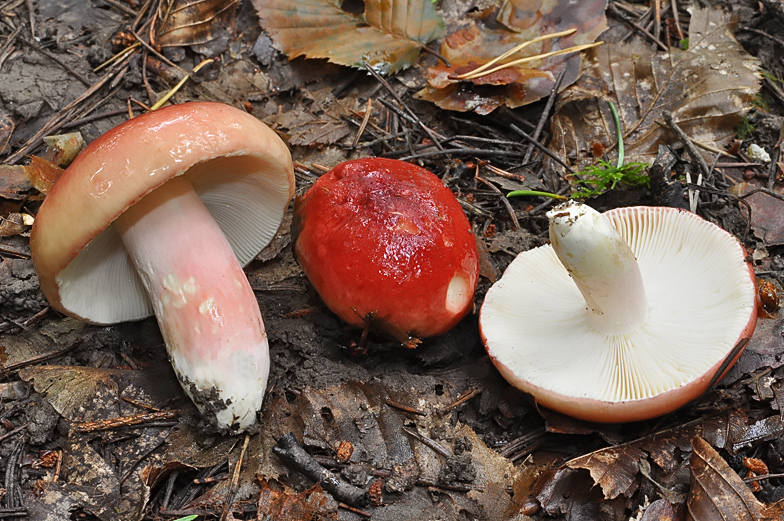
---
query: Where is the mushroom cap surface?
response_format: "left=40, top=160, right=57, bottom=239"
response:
left=31, top=102, right=295, bottom=324
left=480, top=206, right=758, bottom=423
left=294, top=158, right=479, bottom=339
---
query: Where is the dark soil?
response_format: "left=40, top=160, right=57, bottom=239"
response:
left=0, top=0, right=783, bottom=520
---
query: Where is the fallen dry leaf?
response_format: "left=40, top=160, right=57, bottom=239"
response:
left=253, top=0, right=444, bottom=74
left=415, top=0, right=607, bottom=114
left=687, top=436, right=764, bottom=521
left=549, top=7, right=760, bottom=174
left=548, top=411, right=747, bottom=501
left=256, top=480, right=339, bottom=520
left=155, top=0, right=240, bottom=48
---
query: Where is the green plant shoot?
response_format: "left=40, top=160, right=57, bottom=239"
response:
left=569, top=101, right=649, bottom=198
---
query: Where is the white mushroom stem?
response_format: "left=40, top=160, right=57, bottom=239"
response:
left=113, top=176, right=269, bottom=432
left=547, top=202, right=649, bottom=334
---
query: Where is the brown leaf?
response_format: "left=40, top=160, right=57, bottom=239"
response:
left=25, top=156, right=63, bottom=194
left=155, top=0, right=241, bottom=48
left=0, top=164, right=34, bottom=200
left=256, top=480, right=339, bottom=521
left=561, top=411, right=747, bottom=500
left=415, top=0, right=607, bottom=114
left=253, top=0, right=444, bottom=74
left=549, top=7, right=761, bottom=174
left=687, top=437, right=764, bottom=521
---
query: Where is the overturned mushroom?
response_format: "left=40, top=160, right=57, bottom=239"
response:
left=30, top=102, right=295, bottom=432
left=480, top=202, right=757, bottom=423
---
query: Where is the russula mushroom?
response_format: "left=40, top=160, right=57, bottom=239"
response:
left=30, top=102, right=295, bottom=432
left=480, top=201, right=757, bottom=423
left=294, top=158, right=479, bottom=342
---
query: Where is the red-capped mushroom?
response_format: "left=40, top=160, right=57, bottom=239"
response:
left=480, top=202, right=758, bottom=423
left=30, top=102, right=295, bottom=432
left=294, top=158, right=479, bottom=343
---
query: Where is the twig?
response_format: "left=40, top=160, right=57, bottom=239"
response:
left=273, top=433, right=369, bottom=506
left=670, top=0, right=684, bottom=40
left=0, top=424, right=27, bottom=444
left=102, top=0, right=137, bottom=16
left=220, top=433, right=250, bottom=521
left=738, top=26, right=784, bottom=49
left=608, top=2, right=667, bottom=51
left=385, top=398, right=427, bottom=416
left=476, top=176, right=519, bottom=229
left=119, top=434, right=168, bottom=485
left=6, top=56, right=131, bottom=164
left=523, top=67, right=567, bottom=164
left=443, top=386, right=482, bottom=413
left=352, top=98, right=373, bottom=149
left=16, top=37, right=91, bottom=86
left=339, top=503, right=372, bottom=517
left=509, top=124, right=574, bottom=174
left=402, top=427, right=451, bottom=457
left=420, top=44, right=450, bottom=67
left=1, top=338, right=83, bottom=374
left=72, top=411, right=177, bottom=432
left=662, top=111, right=710, bottom=179
left=396, top=147, right=529, bottom=162
left=364, top=66, right=444, bottom=150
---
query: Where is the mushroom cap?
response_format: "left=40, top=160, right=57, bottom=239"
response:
left=294, top=158, right=479, bottom=339
left=31, top=102, right=295, bottom=325
left=479, top=206, right=758, bottom=423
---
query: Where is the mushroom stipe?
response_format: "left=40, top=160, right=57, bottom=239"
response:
left=480, top=202, right=758, bottom=423
left=30, top=102, right=295, bottom=433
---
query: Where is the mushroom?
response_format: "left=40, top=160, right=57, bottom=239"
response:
left=480, top=201, right=757, bottom=423
left=294, top=158, right=479, bottom=342
left=30, top=102, right=295, bottom=432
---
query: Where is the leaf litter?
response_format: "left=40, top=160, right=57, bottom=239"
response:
left=548, top=7, right=761, bottom=174
left=1, top=0, right=784, bottom=520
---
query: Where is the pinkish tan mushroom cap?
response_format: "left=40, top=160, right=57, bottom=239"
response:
left=30, top=102, right=295, bottom=432
left=480, top=203, right=757, bottom=423
left=31, top=102, right=294, bottom=324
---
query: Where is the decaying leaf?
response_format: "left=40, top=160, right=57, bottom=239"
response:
left=156, top=0, right=241, bottom=48
left=549, top=7, right=761, bottom=174
left=256, top=480, right=339, bottom=520
left=20, top=365, right=120, bottom=422
left=415, top=0, right=607, bottom=114
left=553, top=411, right=747, bottom=501
left=252, top=0, right=444, bottom=74
left=687, top=437, right=764, bottom=521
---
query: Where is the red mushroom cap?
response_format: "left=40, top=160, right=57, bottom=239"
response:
left=294, top=158, right=479, bottom=340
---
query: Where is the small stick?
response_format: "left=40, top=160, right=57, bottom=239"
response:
left=476, top=176, right=519, bottom=230
left=122, top=396, right=161, bottom=412
left=16, top=37, right=91, bottom=86
left=669, top=0, right=684, bottom=40
left=119, top=434, right=167, bottom=485
left=662, top=111, right=710, bottom=179
left=364, top=66, right=444, bottom=150
left=72, top=410, right=177, bottom=432
left=509, top=124, right=574, bottom=174
left=523, top=67, right=567, bottom=164
left=273, top=433, right=369, bottom=506
left=220, top=433, right=250, bottom=521
left=339, top=503, right=372, bottom=517
left=654, top=0, right=662, bottom=43
left=402, top=427, right=451, bottom=457
left=443, top=386, right=482, bottom=412
left=352, top=98, right=373, bottom=149
left=2, top=338, right=83, bottom=373
left=0, top=424, right=27, bottom=444
left=608, top=3, right=667, bottom=51
left=396, top=147, right=528, bottom=162
left=420, top=44, right=450, bottom=67
left=385, top=398, right=427, bottom=416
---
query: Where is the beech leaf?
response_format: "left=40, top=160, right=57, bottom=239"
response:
left=688, top=437, right=764, bottom=521
left=414, top=0, right=607, bottom=114
left=156, top=0, right=241, bottom=47
left=252, top=0, right=445, bottom=74
left=548, top=7, right=761, bottom=173
left=557, top=411, right=746, bottom=501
